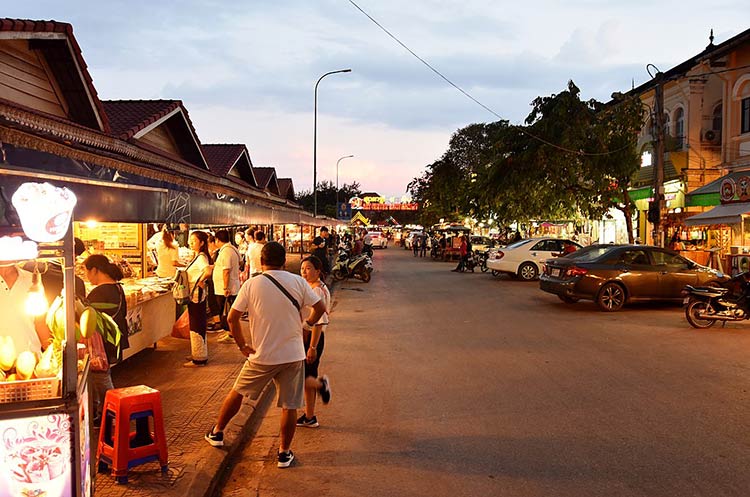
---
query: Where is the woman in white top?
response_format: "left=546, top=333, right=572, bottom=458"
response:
left=184, top=231, right=212, bottom=367
left=296, top=255, right=332, bottom=428
left=155, top=230, right=183, bottom=278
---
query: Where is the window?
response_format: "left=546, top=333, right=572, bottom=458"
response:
left=742, top=97, right=750, bottom=134
left=651, top=251, right=690, bottom=269
left=712, top=104, right=723, bottom=132
left=674, top=108, right=685, bottom=148
left=640, top=150, right=653, bottom=168
left=620, top=250, right=650, bottom=266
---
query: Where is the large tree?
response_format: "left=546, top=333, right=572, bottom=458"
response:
left=296, top=181, right=361, bottom=219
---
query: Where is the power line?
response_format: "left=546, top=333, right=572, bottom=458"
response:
left=347, top=0, right=634, bottom=157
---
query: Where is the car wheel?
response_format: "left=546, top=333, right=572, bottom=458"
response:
left=558, top=295, right=579, bottom=304
left=517, top=262, right=538, bottom=281
left=596, top=282, right=625, bottom=311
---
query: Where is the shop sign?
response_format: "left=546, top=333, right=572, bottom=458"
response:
left=348, top=196, right=418, bottom=211
left=11, top=182, right=77, bottom=242
left=720, top=177, right=750, bottom=203
left=0, top=413, right=73, bottom=497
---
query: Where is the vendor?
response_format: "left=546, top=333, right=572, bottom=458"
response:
left=0, top=263, right=51, bottom=354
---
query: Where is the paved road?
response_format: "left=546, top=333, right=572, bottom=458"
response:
left=219, top=247, right=750, bottom=497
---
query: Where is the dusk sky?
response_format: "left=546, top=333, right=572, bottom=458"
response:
left=5, top=1, right=749, bottom=198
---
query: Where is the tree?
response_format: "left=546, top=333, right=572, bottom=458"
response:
left=296, top=181, right=361, bottom=218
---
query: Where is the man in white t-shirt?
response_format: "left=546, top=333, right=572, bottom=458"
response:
left=211, top=230, right=241, bottom=336
left=205, top=242, right=326, bottom=468
left=246, top=231, right=266, bottom=276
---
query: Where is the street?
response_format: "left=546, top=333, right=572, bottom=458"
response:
left=219, top=247, right=750, bottom=497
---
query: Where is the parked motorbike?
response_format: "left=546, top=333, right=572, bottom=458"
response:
left=475, top=251, right=489, bottom=272
left=363, top=242, right=374, bottom=258
left=332, top=250, right=373, bottom=283
left=683, top=272, right=750, bottom=329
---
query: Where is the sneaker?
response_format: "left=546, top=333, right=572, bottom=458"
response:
left=205, top=427, right=224, bottom=447
left=296, top=414, right=319, bottom=428
left=217, top=334, right=235, bottom=344
left=318, top=375, right=331, bottom=405
left=183, top=361, right=207, bottom=368
left=277, top=450, right=295, bottom=468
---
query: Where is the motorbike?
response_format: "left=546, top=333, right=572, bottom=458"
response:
left=362, top=242, right=374, bottom=258
left=331, top=250, right=373, bottom=283
left=683, top=272, right=750, bottom=329
left=475, top=250, right=489, bottom=272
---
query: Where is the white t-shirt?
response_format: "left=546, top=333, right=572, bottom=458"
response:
left=232, top=270, right=321, bottom=365
left=247, top=242, right=264, bottom=275
left=212, top=243, right=241, bottom=295
left=304, top=284, right=330, bottom=327
left=0, top=268, right=42, bottom=354
left=155, top=244, right=180, bottom=278
left=186, top=253, right=209, bottom=289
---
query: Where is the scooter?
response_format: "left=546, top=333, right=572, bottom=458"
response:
left=683, top=272, right=750, bottom=328
left=331, top=250, right=373, bottom=283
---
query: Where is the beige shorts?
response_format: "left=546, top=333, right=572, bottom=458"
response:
left=232, top=360, right=304, bottom=409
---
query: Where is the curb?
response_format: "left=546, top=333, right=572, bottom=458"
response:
left=183, top=381, right=277, bottom=497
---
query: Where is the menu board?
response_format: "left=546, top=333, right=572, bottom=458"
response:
left=76, top=223, right=139, bottom=250
left=0, top=412, right=73, bottom=497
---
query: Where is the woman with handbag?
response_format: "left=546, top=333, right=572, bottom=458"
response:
left=185, top=231, right=213, bottom=367
left=83, top=254, right=130, bottom=423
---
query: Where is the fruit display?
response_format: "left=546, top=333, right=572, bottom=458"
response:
left=0, top=338, right=60, bottom=384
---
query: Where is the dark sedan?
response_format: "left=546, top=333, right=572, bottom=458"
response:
left=539, top=244, right=728, bottom=311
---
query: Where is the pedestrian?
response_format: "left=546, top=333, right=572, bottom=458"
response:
left=452, top=235, right=468, bottom=272
left=205, top=234, right=222, bottom=332
left=311, top=227, right=331, bottom=277
left=296, top=255, right=332, bottom=428
left=412, top=234, right=420, bottom=257
left=212, top=230, right=242, bottom=344
left=82, top=255, right=129, bottom=422
left=247, top=230, right=266, bottom=277
left=185, top=231, right=212, bottom=367
left=420, top=233, right=428, bottom=257
left=204, top=242, right=326, bottom=469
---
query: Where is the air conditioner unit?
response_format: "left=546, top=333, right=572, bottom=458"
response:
left=702, top=129, right=721, bottom=144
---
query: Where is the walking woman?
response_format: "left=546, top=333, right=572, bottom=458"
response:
left=297, top=255, right=332, bottom=428
left=185, top=231, right=212, bottom=367
left=83, top=255, right=130, bottom=422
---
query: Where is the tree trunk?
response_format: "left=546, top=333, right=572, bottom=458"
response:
left=617, top=187, right=635, bottom=244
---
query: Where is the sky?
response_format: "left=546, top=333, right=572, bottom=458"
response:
left=4, top=1, right=749, bottom=198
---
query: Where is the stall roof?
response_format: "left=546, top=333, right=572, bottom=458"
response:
left=254, top=167, right=280, bottom=196
left=684, top=202, right=750, bottom=226
left=277, top=178, right=295, bottom=201
left=202, top=143, right=259, bottom=188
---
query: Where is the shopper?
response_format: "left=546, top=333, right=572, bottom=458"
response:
left=185, top=231, right=212, bottom=367
left=212, top=230, right=241, bottom=343
left=311, top=227, right=331, bottom=276
left=83, top=255, right=130, bottom=421
left=204, top=242, right=326, bottom=468
left=155, top=229, right=183, bottom=278
left=296, top=255, right=332, bottom=428
left=247, top=230, right=266, bottom=277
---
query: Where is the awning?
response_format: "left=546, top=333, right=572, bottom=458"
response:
left=684, top=202, right=750, bottom=226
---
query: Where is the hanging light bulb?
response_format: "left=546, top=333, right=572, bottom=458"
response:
left=26, top=264, right=48, bottom=316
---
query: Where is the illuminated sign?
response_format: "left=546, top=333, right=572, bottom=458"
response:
left=348, top=196, right=418, bottom=211
left=11, top=182, right=77, bottom=242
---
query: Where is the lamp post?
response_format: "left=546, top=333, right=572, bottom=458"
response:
left=314, top=68, right=351, bottom=217
left=336, top=154, right=354, bottom=207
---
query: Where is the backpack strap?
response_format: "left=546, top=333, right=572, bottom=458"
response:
left=260, top=273, right=301, bottom=312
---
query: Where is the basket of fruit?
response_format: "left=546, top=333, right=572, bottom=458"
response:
left=0, top=337, right=61, bottom=403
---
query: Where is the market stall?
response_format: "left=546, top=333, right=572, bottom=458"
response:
left=0, top=182, right=92, bottom=497
left=73, top=222, right=175, bottom=360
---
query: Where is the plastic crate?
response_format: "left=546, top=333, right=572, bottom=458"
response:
left=0, top=377, right=60, bottom=403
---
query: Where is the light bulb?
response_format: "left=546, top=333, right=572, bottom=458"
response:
left=26, top=268, right=48, bottom=316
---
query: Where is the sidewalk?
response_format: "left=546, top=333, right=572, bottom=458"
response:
left=93, top=256, right=332, bottom=497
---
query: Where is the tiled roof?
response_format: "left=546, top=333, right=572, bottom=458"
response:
left=102, top=100, right=181, bottom=140
left=201, top=144, right=246, bottom=177
left=0, top=18, right=110, bottom=133
left=253, top=167, right=277, bottom=190
left=277, top=178, right=294, bottom=200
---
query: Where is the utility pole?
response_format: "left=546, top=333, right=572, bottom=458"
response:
left=652, top=72, right=665, bottom=247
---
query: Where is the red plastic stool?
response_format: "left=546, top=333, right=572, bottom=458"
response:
left=96, top=385, right=169, bottom=484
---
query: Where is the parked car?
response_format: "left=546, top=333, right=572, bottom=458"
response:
left=404, top=231, right=423, bottom=249
left=486, top=237, right=582, bottom=281
left=539, top=244, right=728, bottom=311
left=470, top=236, right=492, bottom=253
left=367, top=231, right=388, bottom=249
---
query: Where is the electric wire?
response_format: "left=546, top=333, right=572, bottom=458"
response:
left=347, top=0, right=635, bottom=157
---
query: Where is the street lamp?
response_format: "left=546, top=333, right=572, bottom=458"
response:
left=314, top=68, right=351, bottom=217
left=336, top=154, right=354, bottom=207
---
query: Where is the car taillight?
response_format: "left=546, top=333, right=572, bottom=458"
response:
left=566, top=266, right=588, bottom=277
left=493, top=251, right=504, bottom=260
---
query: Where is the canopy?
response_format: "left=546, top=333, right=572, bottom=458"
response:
left=684, top=202, right=750, bottom=226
